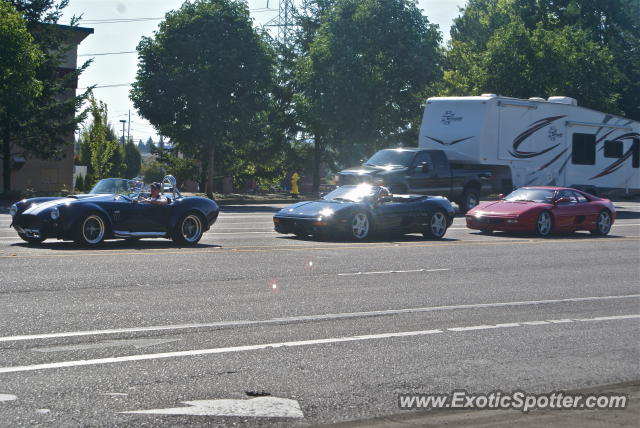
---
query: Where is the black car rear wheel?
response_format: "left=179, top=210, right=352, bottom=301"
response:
left=18, top=233, right=44, bottom=245
left=423, top=210, right=448, bottom=239
left=74, top=213, right=107, bottom=246
left=172, top=212, right=204, bottom=245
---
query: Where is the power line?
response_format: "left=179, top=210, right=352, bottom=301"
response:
left=78, top=50, right=137, bottom=57
left=80, top=83, right=132, bottom=89
left=64, top=8, right=277, bottom=25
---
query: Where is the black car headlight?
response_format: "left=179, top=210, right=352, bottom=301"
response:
left=9, top=204, right=17, bottom=217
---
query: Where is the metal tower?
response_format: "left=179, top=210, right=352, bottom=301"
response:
left=264, top=0, right=297, bottom=45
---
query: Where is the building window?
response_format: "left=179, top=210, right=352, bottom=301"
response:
left=572, top=133, right=596, bottom=165
left=604, top=140, right=623, bottom=158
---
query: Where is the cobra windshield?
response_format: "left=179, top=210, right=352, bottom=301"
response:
left=90, top=178, right=140, bottom=196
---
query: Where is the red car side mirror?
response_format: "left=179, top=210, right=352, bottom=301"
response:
left=555, top=197, right=571, bottom=205
left=498, top=193, right=505, bottom=199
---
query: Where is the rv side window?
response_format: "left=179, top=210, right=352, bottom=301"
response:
left=572, top=133, right=596, bottom=165
left=633, top=138, right=639, bottom=168
left=604, top=140, right=623, bottom=158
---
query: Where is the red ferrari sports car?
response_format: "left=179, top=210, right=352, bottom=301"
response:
left=466, top=187, right=616, bottom=237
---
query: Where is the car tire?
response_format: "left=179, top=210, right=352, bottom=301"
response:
left=423, top=210, right=448, bottom=239
left=350, top=212, right=372, bottom=240
left=535, top=211, right=553, bottom=237
left=590, top=209, right=612, bottom=236
left=172, top=212, right=205, bottom=245
left=459, top=188, right=480, bottom=213
left=74, top=213, right=108, bottom=246
left=18, top=233, right=44, bottom=245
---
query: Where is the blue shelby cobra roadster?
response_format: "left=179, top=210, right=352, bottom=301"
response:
left=9, top=175, right=219, bottom=246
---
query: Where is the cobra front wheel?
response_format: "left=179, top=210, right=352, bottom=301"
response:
left=74, top=213, right=107, bottom=246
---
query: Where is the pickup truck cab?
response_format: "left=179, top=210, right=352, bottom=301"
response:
left=338, top=148, right=493, bottom=212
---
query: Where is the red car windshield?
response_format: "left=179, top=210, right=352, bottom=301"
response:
left=504, top=188, right=555, bottom=203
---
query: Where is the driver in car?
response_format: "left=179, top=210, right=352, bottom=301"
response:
left=141, top=182, right=168, bottom=206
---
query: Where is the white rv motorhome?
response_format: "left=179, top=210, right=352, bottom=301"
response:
left=419, top=95, right=640, bottom=195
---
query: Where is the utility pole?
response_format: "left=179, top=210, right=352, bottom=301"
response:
left=127, top=110, right=131, bottom=143
left=119, top=119, right=126, bottom=148
left=264, top=0, right=296, bottom=46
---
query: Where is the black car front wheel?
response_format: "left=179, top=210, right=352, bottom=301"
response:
left=423, top=210, right=448, bottom=239
left=74, top=213, right=107, bottom=246
left=350, top=212, right=372, bottom=240
left=18, top=233, right=44, bottom=245
left=172, top=212, right=205, bottom=245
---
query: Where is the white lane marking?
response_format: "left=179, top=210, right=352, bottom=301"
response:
left=32, top=338, right=180, bottom=353
left=0, top=294, right=638, bottom=343
left=0, top=394, right=17, bottom=401
left=102, top=392, right=128, bottom=396
left=337, top=268, right=449, bottom=276
left=0, top=314, right=638, bottom=374
left=123, top=397, right=304, bottom=418
left=0, top=329, right=444, bottom=374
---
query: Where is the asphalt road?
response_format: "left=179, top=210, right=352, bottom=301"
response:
left=0, top=201, right=638, bottom=427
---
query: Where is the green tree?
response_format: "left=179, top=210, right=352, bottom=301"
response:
left=4, top=0, right=92, bottom=190
left=124, top=139, right=142, bottom=178
left=141, top=159, right=164, bottom=183
left=295, top=0, right=442, bottom=189
left=131, top=0, right=274, bottom=198
left=444, top=0, right=638, bottom=119
left=0, top=0, right=43, bottom=192
left=81, top=97, right=120, bottom=181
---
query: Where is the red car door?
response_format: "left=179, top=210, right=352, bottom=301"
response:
left=552, top=190, right=583, bottom=231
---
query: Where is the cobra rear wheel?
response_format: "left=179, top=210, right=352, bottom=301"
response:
left=535, top=211, right=553, bottom=237
left=18, top=233, right=44, bottom=245
left=590, top=210, right=612, bottom=236
left=423, top=210, right=448, bottom=239
left=74, top=213, right=107, bottom=246
left=350, top=212, right=371, bottom=240
left=172, top=213, right=204, bottom=245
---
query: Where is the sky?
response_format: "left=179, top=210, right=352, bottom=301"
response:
left=62, top=0, right=466, bottom=144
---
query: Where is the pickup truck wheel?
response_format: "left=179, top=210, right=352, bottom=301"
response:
left=459, top=188, right=479, bottom=213
left=423, top=210, right=448, bottom=239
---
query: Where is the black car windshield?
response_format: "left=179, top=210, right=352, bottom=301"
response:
left=323, top=184, right=378, bottom=202
left=364, top=149, right=415, bottom=167
left=90, top=178, right=141, bottom=196
left=504, top=188, right=555, bottom=203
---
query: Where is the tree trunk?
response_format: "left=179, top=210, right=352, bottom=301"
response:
left=312, top=134, right=321, bottom=193
left=2, top=124, right=11, bottom=194
left=205, top=144, right=215, bottom=199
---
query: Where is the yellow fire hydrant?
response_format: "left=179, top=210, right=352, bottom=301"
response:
left=291, top=172, right=300, bottom=198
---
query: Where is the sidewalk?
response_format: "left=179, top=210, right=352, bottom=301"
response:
left=326, top=381, right=639, bottom=428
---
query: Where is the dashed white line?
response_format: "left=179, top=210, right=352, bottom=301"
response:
left=337, top=268, right=449, bottom=276
left=0, top=314, right=637, bottom=374
left=0, top=294, right=637, bottom=343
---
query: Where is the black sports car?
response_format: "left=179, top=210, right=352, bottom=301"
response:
left=9, top=176, right=219, bottom=246
left=273, top=184, right=455, bottom=240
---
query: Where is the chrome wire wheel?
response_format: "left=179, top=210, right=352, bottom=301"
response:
left=351, top=213, right=370, bottom=240
left=593, top=210, right=612, bottom=235
left=181, top=214, right=202, bottom=243
left=429, top=211, right=447, bottom=238
left=536, top=211, right=552, bottom=236
left=82, top=214, right=105, bottom=245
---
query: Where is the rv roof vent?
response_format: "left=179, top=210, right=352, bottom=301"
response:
left=481, top=93, right=497, bottom=98
left=529, top=97, right=546, bottom=102
left=547, top=96, right=577, bottom=106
